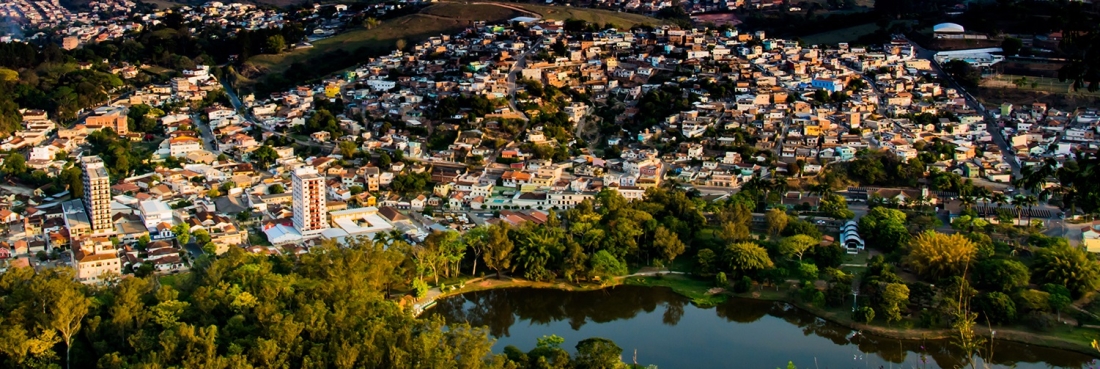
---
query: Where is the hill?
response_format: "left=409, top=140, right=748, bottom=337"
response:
left=507, top=3, right=664, bottom=28
left=239, top=2, right=663, bottom=91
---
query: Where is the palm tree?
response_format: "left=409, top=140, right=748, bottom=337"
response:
left=990, top=192, right=1008, bottom=220
left=363, top=17, right=380, bottom=30
left=1012, top=195, right=1025, bottom=224
left=808, top=182, right=832, bottom=198
left=1024, top=194, right=1038, bottom=224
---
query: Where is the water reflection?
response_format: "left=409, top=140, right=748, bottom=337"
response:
left=426, top=286, right=1097, bottom=369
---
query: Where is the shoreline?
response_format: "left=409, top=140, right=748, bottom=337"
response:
left=418, top=274, right=1100, bottom=358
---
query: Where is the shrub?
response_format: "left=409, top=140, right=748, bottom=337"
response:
left=854, top=306, right=875, bottom=324
left=715, top=272, right=728, bottom=287
left=734, top=276, right=753, bottom=293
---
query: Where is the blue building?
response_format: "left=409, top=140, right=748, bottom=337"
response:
left=811, top=78, right=844, bottom=93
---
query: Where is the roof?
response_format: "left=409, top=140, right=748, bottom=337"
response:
left=934, top=23, right=964, bottom=33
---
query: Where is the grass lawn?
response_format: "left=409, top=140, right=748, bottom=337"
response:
left=158, top=274, right=181, bottom=288
left=421, top=3, right=522, bottom=20
left=624, top=274, right=727, bottom=307
left=801, top=22, right=879, bottom=46
left=140, top=0, right=185, bottom=9
left=509, top=3, right=665, bottom=28
left=983, top=74, right=1100, bottom=96
left=141, top=65, right=174, bottom=77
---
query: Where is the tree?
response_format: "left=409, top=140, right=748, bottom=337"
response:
left=395, top=38, right=407, bottom=51
left=379, top=152, right=392, bottom=168
left=266, top=35, right=286, bottom=54
left=764, top=209, right=788, bottom=238
left=778, top=234, right=818, bottom=262
left=45, top=270, right=91, bottom=369
left=880, top=283, right=909, bottom=323
left=589, top=250, right=627, bottom=282
left=1002, top=37, right=1023, bottom=56
left=652, top=226, right=685, bottom=268
left=269, top=184, right=285, bottom=194
left=483, top=222, right=514, bottom=279
left=338, top=140, right=358, bottom=159
left=943, top=60, right=981, bottom=89
left=251, top=145, right=279, bottom=168
left=362, top=17, right=380, bottom=29
left=413, top=277, right=428, bottom=300
left=819, top=194, right=855, bottom=219
left=854, top=306, right=875, bottom=324
left=724, top=242, right=774, bottom=275
left=573, top=338, right=623, bottom=369
left=1, top=152, right=26, bottom=176
left=904, top=232, right=977, bottom=280
left=696, top=249, right=717, bottom=275
left=977, top=292, right=1017, bottom=325
left=974, top=259, right=1030, bottom=293
left=172, top=223, right=190, bottom=246
left=1032, top=244, right=1100, bottom=298
left=858, top=207, right=909, bottom=252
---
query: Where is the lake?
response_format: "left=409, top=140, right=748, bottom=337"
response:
left=425, top=286, right=1098, bottom=368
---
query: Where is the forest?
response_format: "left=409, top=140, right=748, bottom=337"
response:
left=0, top=238, right=633, bottom=369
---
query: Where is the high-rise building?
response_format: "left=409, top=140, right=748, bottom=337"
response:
left=82, top=156, right=112, bottom=235
left=292, top=166, right=327, bottom=235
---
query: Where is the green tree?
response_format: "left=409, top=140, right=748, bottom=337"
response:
left=1, top=152, right=26, bottom=176
left=858, top=207, right=909, bottom=252
left=652, top=226, right=685, bottom=268
left=266, top=35, right=286, bottom=54
left=974, top=259, right=1030, bottom=292
left=779, top=234, right=818, bottom=262
left=1032, top=244, right=1100, bottom=297
left=764, top=209, right=788, bottom=238
left=338, top=140, right=358, bottom=159
left=483, top=222, right=514, bottom=279
left=413, top=277, right=429, bottom=300
left=269, top=183, right=285, bottom=194
left=171, top=223, right=191, bottom=246
left=724, top=242, right=774, bottom=275
left=44, top=269, right=91, bottom=369
left=977, top=292, right=1017, bottom=325
left=880, top=283, right=909, bottom=323
left=819, top=194, right=855, bottom=219
left=573, top=338, right=623, bottom=369
left=904, top=232, right=977, bottom=280
left=854, top=306, right=875, bottom=323
left=251, top=145, right=279, bottom=168
left=589, top=250, right=627, bottom=282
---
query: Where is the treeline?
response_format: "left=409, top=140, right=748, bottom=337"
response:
left=852, top=206, right=1098, bottom=330
left=0, top=240, right=632, bottom=369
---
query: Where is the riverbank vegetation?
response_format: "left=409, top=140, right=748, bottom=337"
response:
left=0, top=239, right=644, bottom=368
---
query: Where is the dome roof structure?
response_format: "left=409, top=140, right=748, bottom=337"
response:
left=934, top=23, right=965, bottom=33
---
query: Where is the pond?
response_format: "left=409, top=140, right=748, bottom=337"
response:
left=425, top=286, right=1098, bottom=369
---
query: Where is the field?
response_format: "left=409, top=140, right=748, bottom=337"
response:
left=509, top=3, right=665, bottom=28
left=421, top=2, right=525, bottom=20
left=247, top=4, right=522, bottom=76
left=139, top=0, right=186, bottom=9
left=977, top=74, right=1100, bottom=110
left=801, top=22, right=878, bottom=46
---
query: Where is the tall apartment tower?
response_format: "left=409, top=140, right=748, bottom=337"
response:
left=292, top=166, right=327, bottom=236
left=81, top=156, right=113, bottom=235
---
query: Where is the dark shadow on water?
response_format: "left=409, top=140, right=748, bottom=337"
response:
left=425, top=285, right=1098, bottom=368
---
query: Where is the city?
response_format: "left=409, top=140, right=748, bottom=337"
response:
left=0, top=0, right=1099, bottom=368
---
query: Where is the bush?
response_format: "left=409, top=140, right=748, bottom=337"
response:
left=715, top=272, right=728, bottom=287
left=734, top=276, right=752, bottom=293
left=854, top=306, right=875, bottom=324
left=812, top=291, right=826, bottom=307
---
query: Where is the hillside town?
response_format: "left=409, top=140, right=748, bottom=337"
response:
left=0, top=2, right=1096, bottom=284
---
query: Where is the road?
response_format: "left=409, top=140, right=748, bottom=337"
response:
left=484, top=37, right=541, bottom=167
left=192, top=113, right=221, bottom=153
left=220, top=79, right=335, bottom=152
left=904, top=37, right=1021, bottom=179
